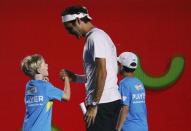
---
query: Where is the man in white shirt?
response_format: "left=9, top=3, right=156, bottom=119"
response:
left=61, top=6, right=121, bottom=131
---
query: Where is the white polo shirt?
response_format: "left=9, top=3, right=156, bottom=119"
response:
left=83, top=28, right=121, bottom=105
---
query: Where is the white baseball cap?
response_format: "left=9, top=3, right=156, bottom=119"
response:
left=118, top=52, right=138, bottom=69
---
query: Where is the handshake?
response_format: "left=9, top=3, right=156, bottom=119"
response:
left=59, top=69, right=77, bottom=82
left=59, top=69, right=86, bottom=83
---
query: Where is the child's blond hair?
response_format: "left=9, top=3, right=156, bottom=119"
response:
left=21, top=54, right=44, bottom=77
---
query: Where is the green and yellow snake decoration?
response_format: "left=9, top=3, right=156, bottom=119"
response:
left=135, top=56, right=185, bottom=89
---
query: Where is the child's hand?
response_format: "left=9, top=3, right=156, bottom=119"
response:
left=60, top=69, right=67, bottom=80
left=60, top=69, right=71, bottom=81
left=60, top=69, right=76, bottom=81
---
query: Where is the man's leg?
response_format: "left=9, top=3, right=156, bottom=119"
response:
left=87, top=100, right=121, bottom=131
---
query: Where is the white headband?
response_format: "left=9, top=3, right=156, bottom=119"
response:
left=62, top=13, right=92, bottom=23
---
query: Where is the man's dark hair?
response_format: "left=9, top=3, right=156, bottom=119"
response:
left=61, top=6, right=91, bottom=23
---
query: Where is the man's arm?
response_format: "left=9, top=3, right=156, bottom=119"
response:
left=75, top=74, right=87, bottom=83
left=85, top=58, right=107, bottom=127
left=92, top=58, right=107, bottom=102
left=116, top=105, right=129, bottom=131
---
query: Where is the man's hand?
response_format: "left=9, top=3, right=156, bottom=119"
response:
left=60, top=69, right=76, bottom=82
left=84, top=106, right=98, bottom=128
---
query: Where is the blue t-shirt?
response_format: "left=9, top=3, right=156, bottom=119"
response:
left=119, top=77, right=148, bottom=131
left=22, top=80, right=64, bottom=131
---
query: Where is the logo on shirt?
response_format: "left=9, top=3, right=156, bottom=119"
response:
left=46, top=101, right=53, bottom=112
left=27, top=86, right=37, bottom=94
left=132, top=93, right=145, bottom=104
left=25, top=96, right=44, bottom=106
left=135, top=84, right=143, bottom=91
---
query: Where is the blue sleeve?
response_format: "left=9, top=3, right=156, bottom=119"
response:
left=119, top=82, right=131, bottom=106
left=46, top=82, right=64, bottom=101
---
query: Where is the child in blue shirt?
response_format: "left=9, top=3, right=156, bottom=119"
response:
left=116, top=52, right=148, bottom=131
left=21, top=54, right=70, bottom=131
